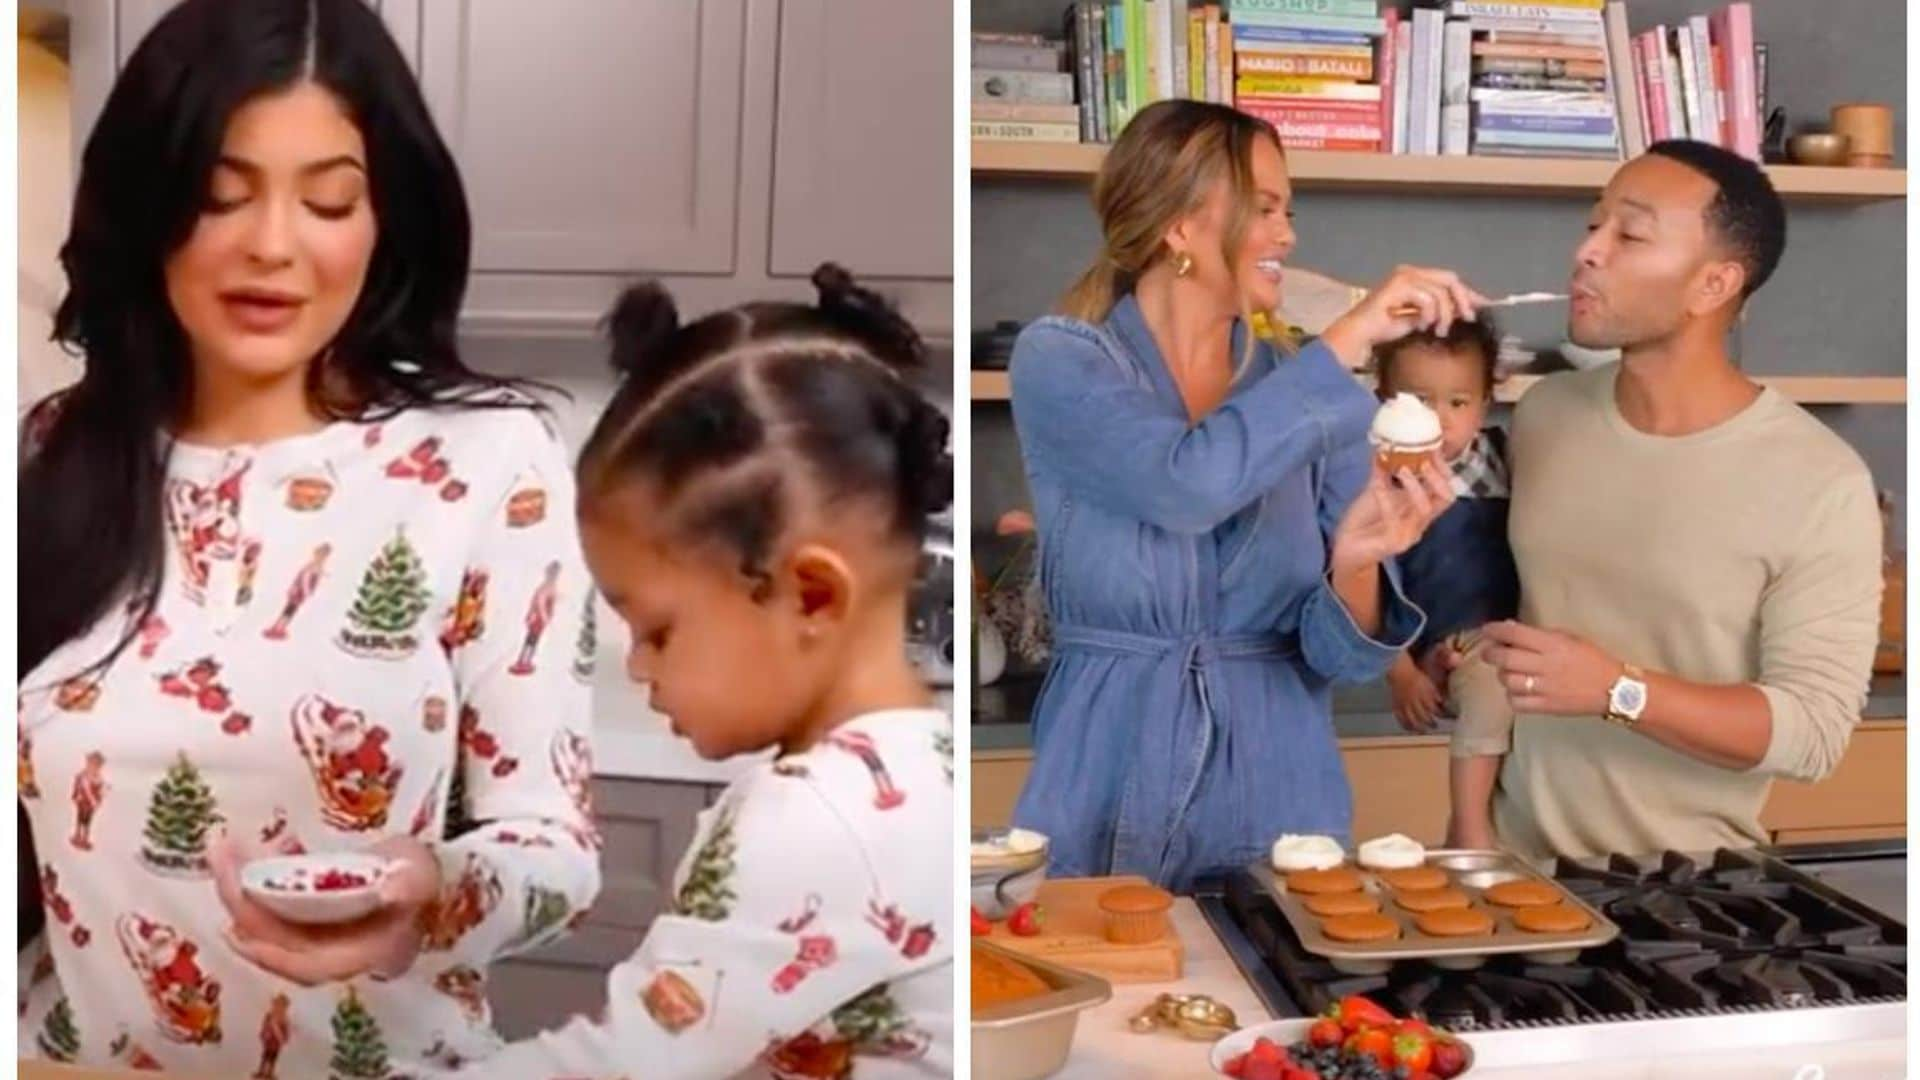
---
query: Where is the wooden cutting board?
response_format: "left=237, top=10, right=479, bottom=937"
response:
left=979, top=875, right=1184, bottom=983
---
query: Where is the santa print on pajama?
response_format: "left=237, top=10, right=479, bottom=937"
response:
left=19, top=404, right=598, bottom=1075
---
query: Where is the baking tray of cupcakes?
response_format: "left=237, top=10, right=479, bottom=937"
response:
left=1257, top=834, right=1619, bottom=974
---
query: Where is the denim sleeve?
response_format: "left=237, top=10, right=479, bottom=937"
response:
left=1298, top=433, right=1426, bottom=684
left=1008, top=319, right=1374, bottom=536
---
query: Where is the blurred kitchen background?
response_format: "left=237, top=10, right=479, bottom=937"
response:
left=20, top=0, right=953, bottom=1036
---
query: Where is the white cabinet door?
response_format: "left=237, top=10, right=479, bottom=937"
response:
left=769, top=0, right=954, bottom=279
left=416, top=0, right=747, bottom=275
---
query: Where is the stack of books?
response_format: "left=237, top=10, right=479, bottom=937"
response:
left=1229, top=0, right=1393, bottom=152
left=1628, top=2, right=1762, bottom=161
left=972, top=32, right=1081, bottom=143
left=1436, top=0, right=1622, bottom=159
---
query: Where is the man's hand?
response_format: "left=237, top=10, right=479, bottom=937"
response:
left=1481, top=620, right=1622, bottom=716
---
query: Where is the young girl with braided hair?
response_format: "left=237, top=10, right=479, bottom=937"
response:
left=436, top=264, right=955, bottom=1078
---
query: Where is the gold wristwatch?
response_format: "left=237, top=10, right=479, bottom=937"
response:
left=1604, top=663, right=1648, bottom=728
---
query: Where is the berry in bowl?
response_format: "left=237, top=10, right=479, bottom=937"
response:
left=1213, top=995, right=1474, bottom=1079
left=240, top=853, right=395, bottom=925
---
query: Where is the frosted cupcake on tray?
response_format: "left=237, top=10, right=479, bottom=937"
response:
left=1269, top=833, right=1345, bottom=872
left=1368, top=393, right=1443, bottom=472
left=1356, top=833, right=1426, bottom=871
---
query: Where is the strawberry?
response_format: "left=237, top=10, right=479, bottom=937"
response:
left=1242, top=1060, right=1284, bottom=1080
left=1221, top=1051, right=1249, bottom=1078
left=1247, top=1038, right=1285, bottom=1067
left=1429, top=1038, right=1469, bottom=1079
left=1391, top=1031, right=1434, bottom=1072
left=1007, top=902, right=1044, bottom=937
left=1308, top=1017, right=1344, bottom=1048
left=1332, top=994, right=1396, bottom=1033
left=970, top=907, right=991, bottom=937
left=1345, top=1027, right=1393, bottom=1069
left=1394, top=1017, right=1435, bottom=1041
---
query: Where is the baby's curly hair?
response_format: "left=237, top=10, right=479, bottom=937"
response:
left=1373, top=314, right=1502, bottom=400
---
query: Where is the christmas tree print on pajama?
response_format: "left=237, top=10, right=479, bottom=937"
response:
left=338, top=532, right=432, bottom=660
left=515, top=885, right=572, bottom=950
left=116, top=912, right=223, bottom=1045
left=264, top=543, right=332, bottom=640
left=254, top=992, right=291, bottom=1080
left=37, top=996, right=81, bottom=1062
left=508, top=560, right=562, bottom=676
left=70, top=751, right=107, bottom=850
left=141, top=753, right=220, bottom=877
left=291, top=694, right=405, bottom=831
left=329, top=986, right=391, bottom=1079
left=673, top=807, right=739, bottom=920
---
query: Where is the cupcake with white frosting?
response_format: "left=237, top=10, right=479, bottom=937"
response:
left=1270, top=833, right=1346, bottom=873
left=1369, top=393, right=1443, bottom=472
left=1357, top=833, right=1427, bottom=871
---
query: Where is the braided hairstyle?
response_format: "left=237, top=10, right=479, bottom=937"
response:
left=579, top=264, right=952, bottom=594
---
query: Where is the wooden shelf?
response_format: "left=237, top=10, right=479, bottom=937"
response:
left=972, top=141, right=1908, bottom=202
left=972, top=369, right=1904, bottom=405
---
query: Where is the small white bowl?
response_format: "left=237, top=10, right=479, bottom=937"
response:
left=241, top=853, right=394, bottom=925
left=971, top=827, right=1049, bottom=920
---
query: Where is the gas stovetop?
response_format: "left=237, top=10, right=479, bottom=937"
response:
left=1195, top=845, right=1907, bottom=1033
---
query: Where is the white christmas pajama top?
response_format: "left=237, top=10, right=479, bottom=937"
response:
left=431, top=708, right=955, bottom=1080
left=18, top=400, right=601, bottom=1078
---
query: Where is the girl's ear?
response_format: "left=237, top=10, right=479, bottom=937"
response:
left=781, top=543, right=855, bottom=644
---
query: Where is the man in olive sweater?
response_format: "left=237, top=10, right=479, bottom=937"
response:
left=1474, top=141, right=1882, bottom=863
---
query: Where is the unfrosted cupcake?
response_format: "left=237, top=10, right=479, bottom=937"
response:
left=1369, top=393, right=1443, bottom=472
left=1098, top=883, right=1174, bottom=944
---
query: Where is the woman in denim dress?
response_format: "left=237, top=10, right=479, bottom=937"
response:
left=1008, top=101, right=1486, bottom=889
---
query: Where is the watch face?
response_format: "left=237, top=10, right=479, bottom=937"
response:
left=1613, top=680, right=1647, bottom=715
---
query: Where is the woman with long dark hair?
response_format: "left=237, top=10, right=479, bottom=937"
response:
left=19, top=1, right=598, bottom=1072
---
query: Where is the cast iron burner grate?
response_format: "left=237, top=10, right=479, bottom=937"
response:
left=1211, top=847, right=1906, bottom=1032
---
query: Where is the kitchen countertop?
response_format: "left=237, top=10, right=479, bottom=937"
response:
left=1061, top=892, right=1907, bottom=1079
left=1052, top=898, right=1274, bottom=1078
left=974, top=672, right=1907, bottom=751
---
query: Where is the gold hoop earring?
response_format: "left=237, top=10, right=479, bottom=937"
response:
left=1173, top=252, right=1194, bottom=278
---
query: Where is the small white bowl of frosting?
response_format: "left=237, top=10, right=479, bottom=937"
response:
left=971, top=827, right=1049, bottom=920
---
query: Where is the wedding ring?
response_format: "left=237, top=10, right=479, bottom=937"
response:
left=1524, top=675, right=1537, bottom=694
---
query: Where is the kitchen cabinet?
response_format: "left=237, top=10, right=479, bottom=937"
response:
left=972, top=719, right=1909, bottom=850
left=488, top=776, right=724, bottom=1039
left=416, top=0, right=745, bottom=276
left=768, top=0, right=953, bottom=279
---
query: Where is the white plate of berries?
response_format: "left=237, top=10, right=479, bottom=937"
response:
left=1213, top=995, right=1474, bottom=1079
left=241, top=853, right=395, bottom=925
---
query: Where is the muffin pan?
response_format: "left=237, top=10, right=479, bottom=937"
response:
left=1253, top=849, right=1619, bottom=974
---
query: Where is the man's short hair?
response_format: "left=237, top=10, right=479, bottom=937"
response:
left=1645, top=139, right=1787, bottom=300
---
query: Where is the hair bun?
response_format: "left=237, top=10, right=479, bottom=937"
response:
left=604, top=282, right=680, bottom=378
left=898, top=398, right=954, bottom=519
left=810, top=262, right=926, bottom=374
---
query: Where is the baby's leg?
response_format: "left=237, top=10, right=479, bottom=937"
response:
left=1444, top=634, right=1514, bottom=850
left=1447, top=755, right=1501, bottom=849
